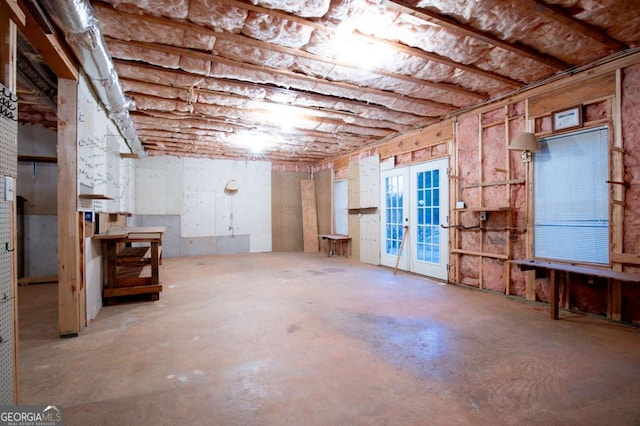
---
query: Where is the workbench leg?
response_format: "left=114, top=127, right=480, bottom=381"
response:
left=608, top=279, right=622, bottom=321
left=151, top=241, right=159, bottom=285
left=550, top=269, right=559, bottom=320
left=107, top=242, right=117, bottom=290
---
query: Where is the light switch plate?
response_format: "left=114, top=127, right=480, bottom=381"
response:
left=5, top=176, right=14, bottom=202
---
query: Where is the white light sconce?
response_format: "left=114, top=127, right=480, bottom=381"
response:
left=224, top=179, right=239, bottom=195
left=508, top=132, right=540, bottom=163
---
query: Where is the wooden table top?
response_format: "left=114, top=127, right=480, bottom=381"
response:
left=93, top=226, right=166, bottom=240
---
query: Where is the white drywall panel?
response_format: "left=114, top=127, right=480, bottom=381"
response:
left=85, top=238, right=103, bottom=321
left=24, top=215, right=57, bottom=276
left=17, top=125, right=56, bottom=156
left=17, top=162, right=57, bottom=215
left=136, top=156, right=271, bottom=252
left=227, top=160, right=272, bottom=252
left=135, top=156, right=183, bottom=214
left=182, top=190, right=216, bottom=237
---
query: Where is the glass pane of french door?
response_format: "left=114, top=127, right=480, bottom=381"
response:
left=380, top=168, right=408, bottom=270
left=410, top=158, right=448, bottom=279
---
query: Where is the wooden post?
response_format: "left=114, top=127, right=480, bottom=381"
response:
left=58, top=78, right=82, bottom=337
left=550, top=269, right=559, bottom=320
left=609, top=70, right=625, bottom=321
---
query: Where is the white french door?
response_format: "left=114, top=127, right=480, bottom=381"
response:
left=380, top=158, right=449, bottom=280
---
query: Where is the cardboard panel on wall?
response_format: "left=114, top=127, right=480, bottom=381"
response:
left=272, top=170, right=306, bottom=251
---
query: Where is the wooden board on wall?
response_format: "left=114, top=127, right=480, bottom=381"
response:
left=378, top=122, right=453, bottom=159
left=271, top=170, right=306, bottom=251
left=348, top=212, right=360, bottom=261
left=315, top=169, right=332, bottom=235
left=301, top=179, right=319, bottom=253
left=348, top=162, right=360, bottom=209
left=529, top=73, right=615, bottom=117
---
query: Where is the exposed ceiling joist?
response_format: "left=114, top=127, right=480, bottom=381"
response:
left=384, top=0, right=572, bottom=70
left=13, top=0, right=77, bottom=80
left=519, top=0, right=627, bottom=52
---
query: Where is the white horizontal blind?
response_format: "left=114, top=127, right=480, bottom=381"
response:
left=534, top=126, right=609, bottom=264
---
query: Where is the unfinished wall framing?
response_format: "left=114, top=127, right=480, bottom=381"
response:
left=317, top=53, right=640, bottom=324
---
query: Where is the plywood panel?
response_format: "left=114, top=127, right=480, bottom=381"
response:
left=348, top=212, right=360, bottom=261
left=360, top=212, right=380, bottom=265
left=301, top=179, right=319, bottom=252
left=359, top=155, right=380, bottom=208
left=378, top=122, right=453, bottom=159
left=315, top=169, right=332, bottom=235
left=348, top=162, right=359, bottom=209
left=272, top=170, right=306, bottom=251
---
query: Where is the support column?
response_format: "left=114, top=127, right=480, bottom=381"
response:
left=57, top=78, right=82, bottom=337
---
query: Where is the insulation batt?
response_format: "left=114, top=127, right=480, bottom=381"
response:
left=242, top=12, right=314, bottom=48
left=249, top=0, right=331, bottom=18
left=108, top=42, right=182, bottom=69
left=214, top=40, right=296, bottom=69
left=108, top=0, right=189, bottom=19
left=121, top=81, right=183, bottom=99
left=188, top=1, right=248, bottom=33
left=551, top=0, right=640, bottom=45
left=416, top=0, right=611, bottom=66
left=622, top=63, right=640, bottom=255
left=97, top=8, right=186, bottom=48
left=179, top=57, right=211, bottom=75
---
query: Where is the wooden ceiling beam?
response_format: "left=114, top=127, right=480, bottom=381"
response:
left=14, top=0, right=78, bottom=80
left=110, top=50, right=455, bottom=117
left=95, top=0, right=517, bottom=88
left=131, top=92, right=395, bottom=138
left=142, top=141, right=329, bottom=162
left=123, top=82, right=412, bottom=132
left=105, top=37, right=469, bottom=112
left=517, top=0, right=627, bottom=52
left=2, top=0, right=25, bottom=25
left=212, top=0, right=520, bottom=87
left=116, top=64, right=427, bottom=125
left=385, top=0, right=571, bottom=70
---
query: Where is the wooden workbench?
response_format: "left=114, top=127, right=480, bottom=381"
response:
left=510, top=259, right=640, bottom=320
left=319, top=234, right=351, bottom=257
left=93, top=226, right=165, bottom=304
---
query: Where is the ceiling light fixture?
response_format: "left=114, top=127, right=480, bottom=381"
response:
left=229, top=131, right=279, bottom=154
left=331, top=28, right=394, bottom=69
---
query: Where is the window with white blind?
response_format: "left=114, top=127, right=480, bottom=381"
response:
left=533, top=126, right=609, bottom=264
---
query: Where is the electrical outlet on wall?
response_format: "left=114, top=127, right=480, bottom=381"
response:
left=479, top=211, right=487, bottom=221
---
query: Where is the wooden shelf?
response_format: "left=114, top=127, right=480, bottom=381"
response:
left=455, top=206, right=511, bottom=212
left=18, top=155, right=57, bottom=163
left=120, top=153, right=139, bottom=159
left=78, top=194, right=113, bottom=200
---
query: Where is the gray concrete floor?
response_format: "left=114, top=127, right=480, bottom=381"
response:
left=18, top=252, right=640, bottom=425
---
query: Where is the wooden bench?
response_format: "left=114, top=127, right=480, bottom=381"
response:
left=510, top=259, right=640, bottom=320
left=319, top=234, right=351, bottom=257
left=94, top=226, right=165, bottom=305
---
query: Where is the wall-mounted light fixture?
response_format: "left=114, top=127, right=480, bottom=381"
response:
left=508, top=132, right=539, bottom=163
left=224, top=179, right=239, bottom=195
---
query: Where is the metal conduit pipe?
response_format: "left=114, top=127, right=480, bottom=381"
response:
left=42, top=0, right=142, bottom=154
